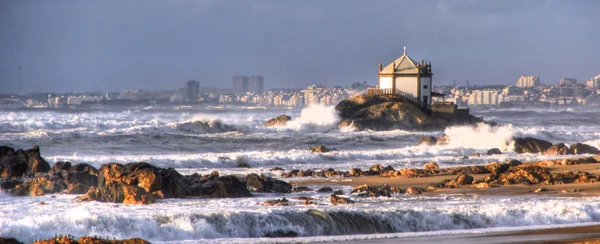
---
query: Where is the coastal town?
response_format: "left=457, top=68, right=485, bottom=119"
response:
left=2, top=73, right=600, bottom=109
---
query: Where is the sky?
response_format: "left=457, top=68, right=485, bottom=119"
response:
left=1, top=0, right=599, bottom=93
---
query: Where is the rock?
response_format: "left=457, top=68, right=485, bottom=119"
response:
left=78, top=181, right=154, bottom=204
left=66, top=183, right=90, bottom=194
left=505, top=159, right=523, bottom=166
left=472, top=182, right=491, bottom=188
left=436, top=134, right=451, bottom=145
left=513, top=137, right=552, bottom=154
left=0, top=238, right=21, bottom=244
left=48, top=161, right=72, bottom=175
left=348, top=168, right=363, bottom=177
left=405, top=187, right=425, bottom=195
left=308, top=145, right=336, bottom=153
left=236, top=162, right=250, bottom=168
left=534, top=187, right=548, bottom=193
left=570, top=143, right=600, bottom=155
left=10, top=176, right=66, bottom=196
left=471, top=153, right=481, bottom=157
left=335, top=94, right=487, bottom=131
left=415, top=136, right=437, bottom=146
left=0, top=146, right=51, bottom=178
left=262, top=197, right=289, bottom=206
left=485, top=162, right=510, bottom=176
left=98, top=162, right=186, bottom=199
left=423, top=162, right=439, bottom=170
left=34, top=236, right=150, bottom=244
left=0, top=178, right=22, bottom=191
left=330, top=194, right=354, bottom=205
left=245, top=173, right=292, bottom=193
left=263, top=230, right=299, bottom=238
left=291, top=186, right=313, bottom=192
left=333, top=190, right=344, bottom=195
left=263, top=115, right=292, bottom=127
left=351, top=184, right=392, bottom=197
left=486, top=148, right=503, bottom=155
left=445, top=174, right=474, bottom=188
left=270, top=167, right=285, bottom=171
left=561, top=189, right=581, bottom=193
left=188, top=175, right=253, bottom=198
left=368, top=164, right=384, bottom=174
left=543, top=143, right=571, bottom=156
left=426, top=185, right=437, bottom=191
left=317, top=186, right=333, bottom=193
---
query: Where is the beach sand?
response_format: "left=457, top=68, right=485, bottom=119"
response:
left=292, top=156, right=600, bottom=243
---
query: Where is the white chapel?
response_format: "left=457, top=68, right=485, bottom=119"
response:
left=377, top=47, right=433, bottom=105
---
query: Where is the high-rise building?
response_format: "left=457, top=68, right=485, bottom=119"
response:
left=516, top=76, right=540, bottom=88
left=559, top=78, right=577, bottom=86
left=248, top=75, right=264, bottom=93
left=586, top=75, right=600, bottom=88
left=185, top=80, right=200, bottom=103
left=232, top=76, right=249, bottom=94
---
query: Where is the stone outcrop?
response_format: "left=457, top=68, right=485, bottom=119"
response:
left=263, top=115, right=292, bottom=127
left=415, top=136, right=437, bottom=146
left=330, top=194, right=354, bottom=204
left=351, top=184, right=399, bottom=197
left=10, top=176, right=66, bottom=196
left=570, top=143, right=600, bottom=155
left=0, top=146, right=51, bottom=178
left=98, top=162, right=187, bottom=199
left=513, top=137, right=552, bottom=154
left=486, top=148, right=503, bottom=155
left=262, top=197, right=289, bottom=206
left=32, top=235, right=150, bottom=244
left=308, top=145, right=337, bottom=153
left=78, top=181, right=154, bottom=204
left=335, top=94, right=488, bottom=131
left=245, top=173, right=292, bottom=193
left=543, top=143, right=571, bottom=156
left=423, top=162, right=439, bottom=170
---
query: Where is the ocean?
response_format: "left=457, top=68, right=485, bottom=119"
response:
left=1, top=105, right=600, bottom=243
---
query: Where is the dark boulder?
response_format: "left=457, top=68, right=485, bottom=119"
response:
left=486, top=148, right=503, bottom=155
left=245, top=173, right=292, bottom=193
left=188, top=175, right=252, bottom=198
left=513, top=137, right=552, bottom=154
left=543, top=143, right=571, bottom=156
left=0, top=146, right=51, bottom=178
left=415, top=136, right=437, bottom=146
left=351, top=184, right=393, bottom=197
left=317, top=186, right=334, bottom=193
left=570, top=143, right=600, bottom=155
left=330, top=194, right=354, bottom=204
left=78, top=181, right=154, bottom=204
left=98, top=162, right=187, bottom=199
left=263, top=115, right=292, bottom=127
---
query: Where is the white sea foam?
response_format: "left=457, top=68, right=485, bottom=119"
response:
left=2, top=193, right=600, bottom=243
left=273, top=104, right=340, bottom=132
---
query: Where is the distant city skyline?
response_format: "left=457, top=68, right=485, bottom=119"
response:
left=1, top=0, right=600, bottom=93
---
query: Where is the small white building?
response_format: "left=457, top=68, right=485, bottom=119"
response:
left=377, top=47, right=433, bottom=105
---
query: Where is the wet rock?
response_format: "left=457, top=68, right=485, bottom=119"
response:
left=98, top=162, right=187, bottom=199
left=543, top=143, right=571, bottom=156
left=308, top=145, right=337, bottom=153
left=187, top=175, right=253, bottom=198
left=78, top=181, right=154, bottom=204
left=471, top=153, right=481, bottom=157
left=263, top=115, right=292, bottom=127
left=0, top=146, right=51, bottom=178
left=561, top=189, right=581, bottom=193
left=330, top=194, right=354, bottom=205
left=236, top=162, right=250, bottom=168
left=48, top=161, right=72, bottom=175
left=445, top=174, right=474, bottom=188
left=35, top=236, right=150, bottom=244
left=0, top=238, right=21, bottom=244
left=505, top=159, right=523, bottom=167
left=486, top=148, right=503, bottom=155
left=317, top=186, right=333, bottom=193
left=10, top=176, right=66, bottom=196
left=270, top=167, right=285, bottom=171
left=263, top=230, right=299, bottom=238
left=513, top=137, right=552, bottom=154
left=351, top=184, right=392, bottom=197
left=262, top=197, right=289, bottom=206
left=405, top=187, right=425, bottom=195
left=368, top=164, right=384, bottom=175
left=534, top=187, right=548, bottom=193
left=472, top=182, right=491, bottom=188
left=245, top=173, right=292, bottom=193
left=333, top=190, right=344, bottom=195
left=0, top=178, right=22, bottom=191
left=485, top=162, right=510, bottom=176
left=423, top=162, right=439, bottom=170
left=436, top=134, right=450, bottom=145
left=426, top=185, right=437, bottom=191
left=398, top=168, right=422, bottom=177
left=291, top=186, right=313, bottom=192
left=570, top=143, right=600, bottom=155
left=348, top=168, right=363, bottom=177
left=66, top=183, right=90, bottom=194
left=415, top=136, right=437, bottom=146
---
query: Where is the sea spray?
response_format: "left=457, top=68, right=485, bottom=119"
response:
left=443, top=123, right=515, bottom=151
left=280, top=104, right=340, bottom=132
